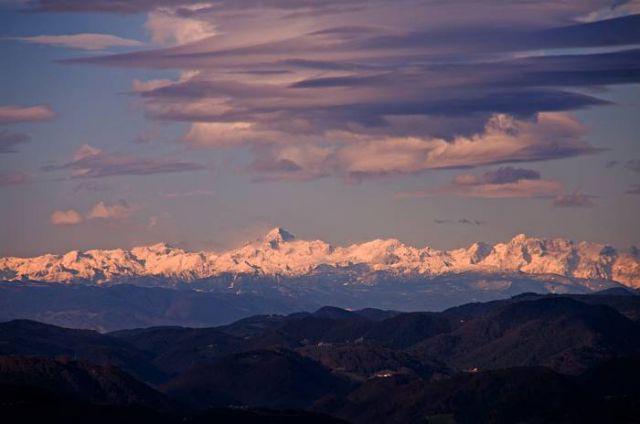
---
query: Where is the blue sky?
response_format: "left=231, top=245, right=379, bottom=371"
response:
left=1, top=0, right=639, bottom=256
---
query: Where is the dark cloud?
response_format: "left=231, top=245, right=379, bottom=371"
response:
left=28, top=0, right=195, bottom=13
left=43, top=145, right=205, bottom=178
left=29, top=0, right=373, bottom=14
left=400, top=166, right=562, bottom=199
left=72, top=181, right=111, bottom=193
left=0, top=131, right=29, bottom=153
left=553, top=192, right=597, bottom=207
left=53, top=1, right=635, bottom=180
left=627, top=184, right=640, bottom=194
left=604, top=158, right=640, bottom=172
left=454, top=167, right=541, bottom=186
left=434, top=218, right=483, bottom=226
left=625, top=159, right=640, bottom=172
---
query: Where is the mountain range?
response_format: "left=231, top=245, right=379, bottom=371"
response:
left=2, top=228, right=639, bottom=288
left=2, top=292, right=640, bottom=423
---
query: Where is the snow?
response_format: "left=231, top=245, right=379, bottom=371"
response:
left=1, top=227, right=638, bottom=288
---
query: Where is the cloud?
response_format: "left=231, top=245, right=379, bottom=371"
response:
left=44, top=144, right=205, bottom=178
left=86, top=200, right=131, bottom=219
left=0, top=131, right=29, bottom=153
left=239, top=112, right=600, bottom=182
left=603, top=158, right=640, bottom=172
left=399, top=166, right=563, bottom=199
left=625, top=159, right=640, bottom=172
left=552, top=191, right=597, bottom=207
left=8, top=33, right=144, bottom=50
left=0, top=171, right=30, bottom=187
left=145, top=4, right=216, bottom=45
left=434, top=218, right=483, bottom=226
left=50, top=200, right=134, bottom=226
left=28, top=0, right=199, bottom=13
left=403, top=179, right=563, bottom=199
left=453, top=166, right=541, bottom=186
left=50, top=209, right=83, bottom=225
left=160, top=189, right=215, bottom=198
left=577, top=0, right=640, bottom=22
left=183, top=122, right=259, bottom=148
left=0, top=105, right=55, bottom=123
left=50, top=1, right=635, bottom=183
left=72, top=181, right=111, bottom=193
left=627, top=184, right=640, bottom=195
left=333, top=113, right=598, bottom=180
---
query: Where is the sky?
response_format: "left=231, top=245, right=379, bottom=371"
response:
left=0, top=0, right=639, bottom=256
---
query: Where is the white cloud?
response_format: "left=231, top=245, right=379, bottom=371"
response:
left=183, top=122, right=257, bottom=147
left=145, top=4, right=216, bottom=45
left=577, top=0, right=640, bottom=22
left=9, top=33, right=144, bottom=50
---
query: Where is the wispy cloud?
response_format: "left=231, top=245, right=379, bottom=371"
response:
left=27, top=0, right=197, bottom=13
left=0, top=105, right=55, bottom=123
left=605, top=158, right=640, bottom=172
left=0, top=171, right=30, bottom=187
left=160, top=189, right=215, bottom=198
left=434, top=218, right=484, bottom=226
left=8, top=33, right=144, bottom=50
left=0, top=131, right=29, bottom=153
left=553, top=191, right=597, bottom=208
left=44, top=144, right=205, bottom=178
left=625, top=159, right=640, bottom=173
left=627, top=184, right=640, bottom=195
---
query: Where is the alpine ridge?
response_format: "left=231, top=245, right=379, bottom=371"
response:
left=1, top=228, right=639, bottom=288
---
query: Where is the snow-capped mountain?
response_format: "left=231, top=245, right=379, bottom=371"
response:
left=1, top=228, right=639, bottom=288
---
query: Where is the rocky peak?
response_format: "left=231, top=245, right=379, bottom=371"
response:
left=263, top=227, right=296, bottom=246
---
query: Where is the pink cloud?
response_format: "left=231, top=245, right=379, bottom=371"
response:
left=247, top=113, right=598, bottom=182
left=86, top=201, right=131, bottom=220
left=50, top=209, right=83, bottom=225
left=0, top=171, right=30, bottom=187
left=0, top=105, right=55, bottom=123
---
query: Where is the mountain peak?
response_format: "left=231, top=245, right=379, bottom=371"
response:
left=510, top=233, right=529, bottom=243
left=263, top=227, right=296, bottom=244
left=1, top=233, right=639, bottom=288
